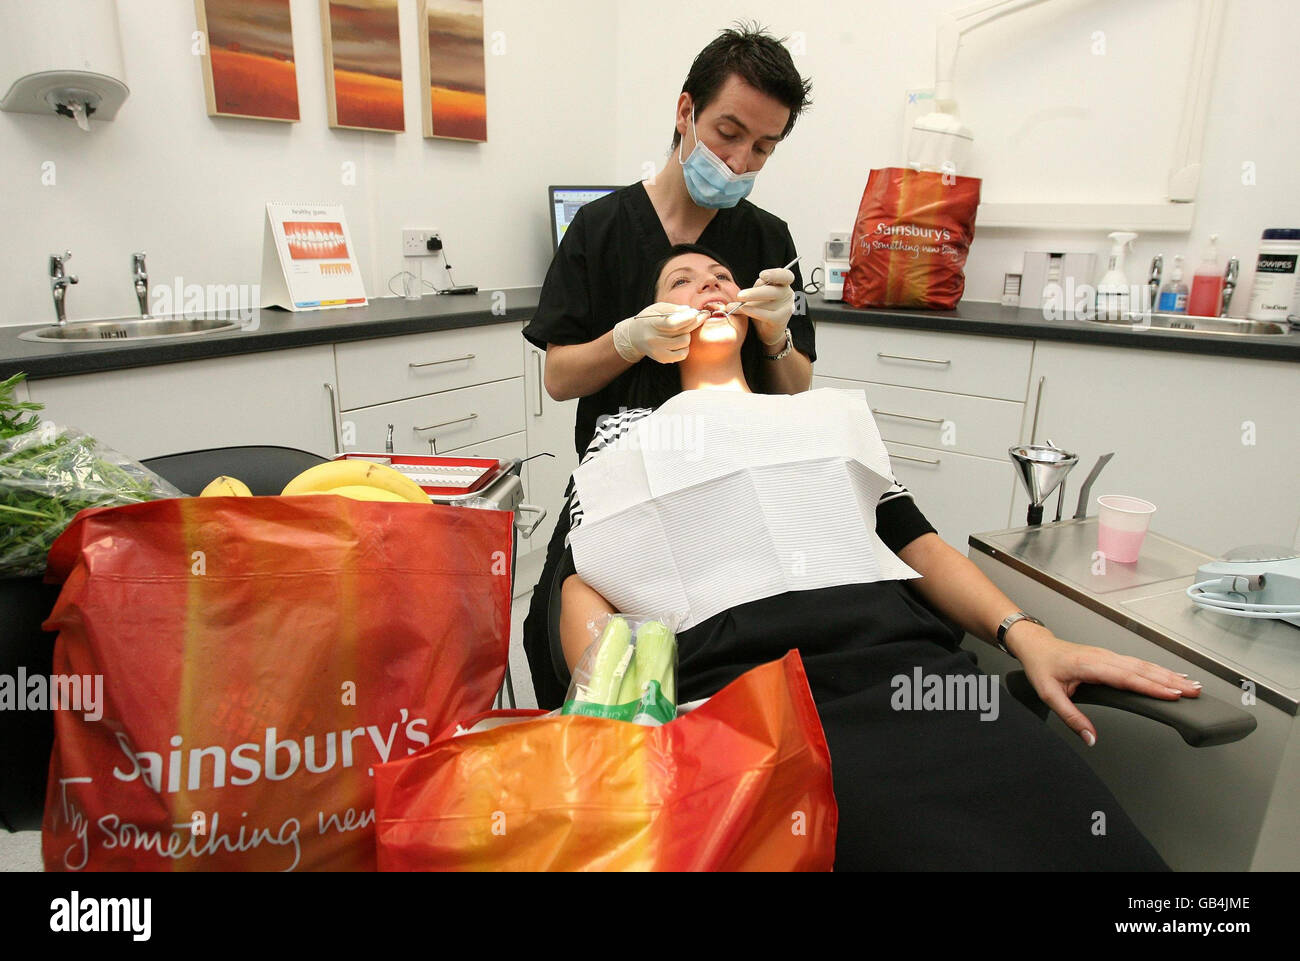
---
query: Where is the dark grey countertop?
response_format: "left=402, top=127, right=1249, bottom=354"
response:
left=2, top=286, right=1295, bottom=381
left=809, top=296, right=1300, bottom=363
left=0, top=287, right=541, bottom=381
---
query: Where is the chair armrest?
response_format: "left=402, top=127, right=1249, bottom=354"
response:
left=1004, top=670, right=1257, bottom=748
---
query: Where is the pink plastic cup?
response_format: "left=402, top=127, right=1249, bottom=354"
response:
left=1096, top=495, right=1156, bottom=563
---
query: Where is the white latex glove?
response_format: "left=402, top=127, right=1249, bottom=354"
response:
left=728, top=267, right=796, bottom=346
left=612, top=303, right=706, bottom=364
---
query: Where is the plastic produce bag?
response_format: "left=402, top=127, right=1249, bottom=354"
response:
left=373, top=651, right=839, bottom=871
left=0, top=373, right=181, bottom=578
left=560, top=613, right=679, bottom=725
left=842, top=167, right=981, bottom=310
left=40, top=495, right=513, bottom=871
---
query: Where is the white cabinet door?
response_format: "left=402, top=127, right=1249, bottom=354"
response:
left=334, top=325, right=521, bottom=410
left=340, top=378, right=525, bottom=455
left=813, top=374, right=1026, bottom=460
left=523, top=334, right=579, bottom=557
left=1018, top=341, right=1300, bottom=556
left=816, top=322, right=1034, bottom=401
left=885, top=440, right=1018, bottom=550
left=27, top=346, right=339, bottom=460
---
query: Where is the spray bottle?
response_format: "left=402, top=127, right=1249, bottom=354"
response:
left=1187, top=233, right=1224, bottom=317
left=1096, top=231, right=1138, bottom=320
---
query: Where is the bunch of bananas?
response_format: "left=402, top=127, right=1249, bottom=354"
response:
left=198, top=461, right=429, bottom=504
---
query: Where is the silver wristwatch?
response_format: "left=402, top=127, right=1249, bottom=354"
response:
left=995, top=611, right=1044, bottom=656
left=763, top=327, right=794, bottom=361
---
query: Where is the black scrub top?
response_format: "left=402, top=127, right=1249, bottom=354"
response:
left=523, top=181, right=817, bottom=457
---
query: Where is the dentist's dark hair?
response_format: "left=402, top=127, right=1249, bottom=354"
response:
left=671, top=22, right=813, bottom=150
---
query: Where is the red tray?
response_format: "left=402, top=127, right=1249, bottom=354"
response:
left=333, top=453, right=504, bottom=497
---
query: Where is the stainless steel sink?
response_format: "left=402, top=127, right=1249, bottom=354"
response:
left=19, top=315, right=244, bottom=343
left=1083, top=312, right=1290, bottom=337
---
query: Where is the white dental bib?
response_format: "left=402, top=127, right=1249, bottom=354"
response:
left=568, top=388, right=920, bottom=631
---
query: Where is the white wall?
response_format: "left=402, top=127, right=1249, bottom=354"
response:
left=4, top=0, right=1297, bottom=327
left=613, top=0, right=1300, bottom=308
left=0, top=0, right=618, bottom=327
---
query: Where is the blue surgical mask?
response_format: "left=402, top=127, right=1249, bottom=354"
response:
left=678, top=109, right=758, bottom=209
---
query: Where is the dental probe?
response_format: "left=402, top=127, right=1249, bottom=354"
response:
left=640, top=256, right=804, bottom=322
left=721, top=255, right=803, bottom=318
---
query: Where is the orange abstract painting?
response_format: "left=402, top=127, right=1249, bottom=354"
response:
left=197, top=0, right=300, bottom=122
left=321, top=0, right=404, bottom=133
left=419, top=0, right=487, bottom=142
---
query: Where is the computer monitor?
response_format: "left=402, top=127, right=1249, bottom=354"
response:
left=549, top=186, right=618, bottom=252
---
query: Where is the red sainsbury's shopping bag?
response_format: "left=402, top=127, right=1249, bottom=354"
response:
left=40, top=495, right=513, bottom=871
left=373, top=651, right=838, bottom=871
left=843, top=167, right=981, bottom=310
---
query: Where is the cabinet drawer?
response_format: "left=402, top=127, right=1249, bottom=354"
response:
left=884, top=440, right=1016, bottom=550
left=814, top=321, right=1033, bottom=401
left=335, top=324, right=520, bottom=410
left=340, top=378, right=524, bottom=455
left=814, top=374, right=1025, bottom=460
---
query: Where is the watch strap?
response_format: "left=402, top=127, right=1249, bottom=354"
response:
left=763, top=327, right=794, bottom=360
left=996, top=611, right=1044, bottom=655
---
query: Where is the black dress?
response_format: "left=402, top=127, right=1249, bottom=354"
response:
left=521, top=182, right=816, bottom=708
left=559, top=408, right=1170, bottom=872
left=670, top=581, right=1170, bottom=871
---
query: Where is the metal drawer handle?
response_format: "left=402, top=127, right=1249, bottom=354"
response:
left=533, top=352, right=544, bottom=417
left=872, top=407, right=945, bottom=425
left=890, top=453, right=941, bottom=465
left=414, top=413, right=478, bottom=431
left=323, top=382, right=341, bottom=453
left=410, top=353, right=476, bottom=368
left=877, top=352, right=951, bottom=366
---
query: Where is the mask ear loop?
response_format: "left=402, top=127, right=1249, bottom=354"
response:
left=677, top=107, right=698, bottom=166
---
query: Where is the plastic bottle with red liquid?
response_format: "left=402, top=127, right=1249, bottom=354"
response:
left=1187, top=233, right=1224, bottom=317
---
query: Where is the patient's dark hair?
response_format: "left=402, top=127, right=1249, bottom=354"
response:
left=644, top=243, right=736, bottom=304
left=671, top=22, right=813, bottom=150
left=623, top=244, right=736, bottom=411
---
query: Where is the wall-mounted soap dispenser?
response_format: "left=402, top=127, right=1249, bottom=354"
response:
left=0, top=0, right=129, bottom=131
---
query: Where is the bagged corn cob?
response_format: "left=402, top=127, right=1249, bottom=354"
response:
left=561, top=613, right=679, bottom=725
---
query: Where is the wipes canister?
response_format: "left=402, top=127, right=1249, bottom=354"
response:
left=1245, top=228, right=1300, bottom=324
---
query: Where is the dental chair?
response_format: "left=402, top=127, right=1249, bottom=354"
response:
left=544, top=544, right=1256, bottom=747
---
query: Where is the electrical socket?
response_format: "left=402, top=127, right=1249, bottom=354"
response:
left=402, top=229, right=441, bottom=257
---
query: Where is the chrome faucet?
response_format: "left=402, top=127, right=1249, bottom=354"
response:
left=1146, top=255, right=1163, bottom=314
left=50, top=250, right=78, bottom=326
left=1220, top=257, right=1239, bottom=317
left=132, top=252, right=150, bottom=317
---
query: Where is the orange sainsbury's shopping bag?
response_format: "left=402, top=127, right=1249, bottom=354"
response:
left=843, top=166, right=981, bottom=310
left=373, top=651, right=837, bottom=871
left=39, top=496, right=513, bottom=872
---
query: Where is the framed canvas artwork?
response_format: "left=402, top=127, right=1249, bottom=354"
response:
left=195, top=0, right=301, bottom=122
left=320, top=0, right=405, bottom=132
left=418, top=0, right=486, bottom=142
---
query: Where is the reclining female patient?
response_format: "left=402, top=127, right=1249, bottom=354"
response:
left=558, top=244, right=1196, bottom=871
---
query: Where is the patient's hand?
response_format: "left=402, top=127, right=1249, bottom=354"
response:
left=560, top=574, right=617, bottom=676
left=1011, top=624, right=1202, bottom=746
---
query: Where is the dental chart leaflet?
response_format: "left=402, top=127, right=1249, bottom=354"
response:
left=569, top=388, right=920, bottom=631
left=260, top=202, right=367, bottom=310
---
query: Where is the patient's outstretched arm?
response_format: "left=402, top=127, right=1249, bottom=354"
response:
left=560, top=574, right=617, bottom=675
